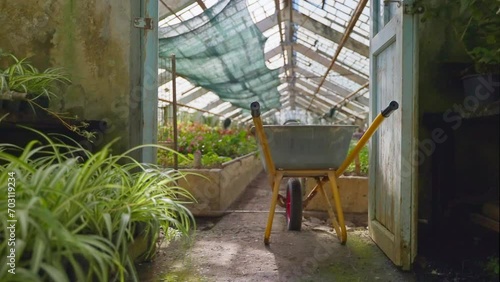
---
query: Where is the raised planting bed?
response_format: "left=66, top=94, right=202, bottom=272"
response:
left=157, top=122, right=262, bottom=216
left=176, top=153, right=263, bottom=216
left=303, top=176, right=368, bottom=213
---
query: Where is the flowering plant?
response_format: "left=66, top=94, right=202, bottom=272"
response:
left=158, top=121, right=257, bottom=168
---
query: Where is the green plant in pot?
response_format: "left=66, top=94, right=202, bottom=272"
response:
left=0, top=129, right=196, bottom=281
left=0, top=52, right=96, bottom=139
left=453, top=0, right=500, bottom=103
left=0, top=52, right=71, bottom=113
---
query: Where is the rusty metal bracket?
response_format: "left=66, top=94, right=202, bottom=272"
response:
left=134, top=17, right=154, bottom=30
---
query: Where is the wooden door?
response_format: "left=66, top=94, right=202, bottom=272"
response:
left=369, top=0, right=419, bottom=270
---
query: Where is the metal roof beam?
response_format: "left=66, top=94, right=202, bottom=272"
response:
left=278, top=67, right=368, bottom=112
left=294, top=85, right=364, bottom=120
left=202, top=99, right=225, bottom=111
left=285, top=66, right=350, bottom=97
left=294, top=96, right=328, bottom=117
left=225, top=109, right=243, bottom=119
left=295, top=77, right=367, bottom=111
left=290, top=10, right=369, bottom=57
left=284, top=0, right=296, bottom=110
left=292, top=84, right=364, bottom=119
left=178, top=87, right=210, bottom=104
left=268, top=43, right=367, bottom=86
left=159, top=0, right=195, bottom=20
left=216, top=105, right=239, bottom=116
left=294, top=44, right=368, bottom=85
left=290, top=67, right=367, bottom=109
left=256, top=9, right=369, bottom=57
left=307, top=0, right=368, bottom=111
left=291, top=87, right=329, bottom=110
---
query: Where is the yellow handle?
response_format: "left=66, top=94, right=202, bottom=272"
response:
left=335, top=101, right=399, bottom=177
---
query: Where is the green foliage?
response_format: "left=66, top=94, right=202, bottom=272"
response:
left=0, top=52, right=70, bottom=99
left=0, top=52, right=95, bottom=140
left=485, top=256, right=499, bottom=278
left=345, top=140, right=369, bottom=176
left=0, top=129, right=195, bottom=282
left=457, top=0, right=500, bottom=73
left=422, top=0, right=500, bottom=74
left=158, top=122, right=257, bottom=168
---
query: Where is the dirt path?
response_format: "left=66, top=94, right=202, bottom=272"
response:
left=137, top=172, right=416, bottom=282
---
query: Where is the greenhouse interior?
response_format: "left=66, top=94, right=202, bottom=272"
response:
left=0, top=0, right=498, bottom=281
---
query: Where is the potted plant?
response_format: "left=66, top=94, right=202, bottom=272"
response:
left=0, top=130, right=196, bottom=281
left=0, top=52, right=71, bottom=114
left=0, top=52, right=97, bottom=139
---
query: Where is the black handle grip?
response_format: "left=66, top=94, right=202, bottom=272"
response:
left=381, top=101, right=399, bottom=117
left=251, top=101, right=261, bottom=117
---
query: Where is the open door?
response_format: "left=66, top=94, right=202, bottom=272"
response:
left=368, top=0, right=419, bottom=270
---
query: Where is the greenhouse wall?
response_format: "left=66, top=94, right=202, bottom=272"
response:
left=0, top=0, right=142, bottom=153
left=417, top=0, right=499, bottom=235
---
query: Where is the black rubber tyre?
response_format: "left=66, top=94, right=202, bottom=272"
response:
left=286, top=178, right=303, bottom=231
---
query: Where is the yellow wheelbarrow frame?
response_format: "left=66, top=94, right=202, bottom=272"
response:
left=250, top=101, right=399, bottom=245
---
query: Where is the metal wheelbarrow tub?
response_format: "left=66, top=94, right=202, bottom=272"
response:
left=250, top=100, right=399, bottom=245
left=257, top=125, right=357, bottom=170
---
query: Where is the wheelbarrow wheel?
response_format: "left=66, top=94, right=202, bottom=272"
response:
left=286, top=178, right=302, bottom=231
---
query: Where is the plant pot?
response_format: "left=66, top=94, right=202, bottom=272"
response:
left=19, top=95, right=49, bottom=117
left=128, top=222, right=158, bottom=263
left=462, top=74, right=500, bottom=105
left=5, top=100, right=21, bottom=112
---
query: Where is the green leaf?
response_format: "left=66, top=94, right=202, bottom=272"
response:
left=40, top=263, right=69, bottom=282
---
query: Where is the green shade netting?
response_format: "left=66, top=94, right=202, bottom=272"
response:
left=158, top=0, right=281, bottom=111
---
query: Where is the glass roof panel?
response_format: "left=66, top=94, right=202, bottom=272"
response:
left=158, top=0, right=370, bottom=122
left=247, top=0, right=276, bottom=23
left=295, top=27, right=368, bottom=77
left=158, top=76, right=196, bottom=101
left=210, top=102, right=232, bottom=114
left=296, top=0, right=370, bottom=47
left=187, top=92, right=220, bottom=109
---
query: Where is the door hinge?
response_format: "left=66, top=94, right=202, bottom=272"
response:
left=134, top=17, right=154, bottom=30
left=404, top=2, right=424, bottom=15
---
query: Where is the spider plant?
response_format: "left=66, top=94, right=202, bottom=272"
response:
left=0, top=52, right=95, bottom=140
left=0, top=129, right=196, bottom=282
left=0, top=53, right=70, bottom=100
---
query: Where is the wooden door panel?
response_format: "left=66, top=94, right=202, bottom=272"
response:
left=369, top=0, right=417, bottom=270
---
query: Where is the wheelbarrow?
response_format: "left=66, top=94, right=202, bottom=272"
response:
left=250, top=101, right=399, bottom=245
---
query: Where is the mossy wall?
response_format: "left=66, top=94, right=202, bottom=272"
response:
left=0, top=0, right=142, bottom=153
left=417, top=0, right=499, bottom=234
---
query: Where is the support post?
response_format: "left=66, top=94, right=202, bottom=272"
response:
left=140, top=0, right=158, bottom=163
left=172, top=54, right=178, bottom=170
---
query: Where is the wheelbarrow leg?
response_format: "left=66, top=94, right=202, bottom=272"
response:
left=328, top=172, right=347, bottom=244
left=317, top=179, right=342, bottom=240
left=264, top=172, right=284, bottom=245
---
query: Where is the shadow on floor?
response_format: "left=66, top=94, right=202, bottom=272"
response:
left=136, top=172, right=416, bottom=282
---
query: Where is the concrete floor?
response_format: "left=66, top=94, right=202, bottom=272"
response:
left=137, top=172, right=416, bottom=282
